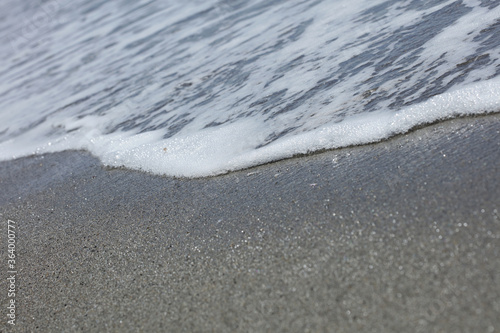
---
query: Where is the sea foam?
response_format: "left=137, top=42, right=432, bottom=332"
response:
left=1, top=0, right=499, bottom=177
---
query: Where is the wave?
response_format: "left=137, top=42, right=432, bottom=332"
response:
left=1, top=0, right=499, bottom=177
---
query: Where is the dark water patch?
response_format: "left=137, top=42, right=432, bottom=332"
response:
left=474, top=19, right=500, bottom=54
left=412, top=53, right=492, bottom=105
left=356, top=0, right=452, bottom=24
left=209, top=29, right=245, bottom=48
left=203, top=120, right=231, bottom=129
left=0, top=127, right=8, bottom=139
left=178, top=0, right=286, bottom=45
left=57, top=95, right=94, bottom=113
left=231, top=94, right=254, bottom=108
left=122, top=6, right=216, bottom=50
left=373, top=2, right=471, bottom=73
left=80, top=1, right=107, bottom=16
left=192, top=93, right=220, bottom=108
left=256, top=125, right=300, bottom=149
left=148, top=99, right=174, bottom=114
left=478, top=0, right=500, bottom=9
left=331, top=1, right=474, bottom=116
left=264, top=55, right=305, bottom=88
left=267, top=78, right=338, bottom=120
left=162, top=117, right=194, bottom=139
left=249, top=89, right=288, bottom=109
left=278, top=19, right=313, bottom=42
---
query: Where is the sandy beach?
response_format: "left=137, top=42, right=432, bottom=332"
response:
left=1, top=114, right=499, bottom=332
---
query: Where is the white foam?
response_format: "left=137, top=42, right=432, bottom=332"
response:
left=1, top=0, right=499, bottom=177
left=2, top=77, right=498, bottom=177
left=93, top=77, right=500, bottom=177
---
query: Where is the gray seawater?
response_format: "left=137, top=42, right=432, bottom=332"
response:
left=1, top=0, right=500, bottom=176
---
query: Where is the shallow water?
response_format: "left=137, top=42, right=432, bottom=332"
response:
left=1, top=0, right=500, bottom=176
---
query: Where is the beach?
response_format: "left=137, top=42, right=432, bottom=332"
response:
left=0, top=114, right=499, bottom=332
left=1, top=0, right=500, bottom=331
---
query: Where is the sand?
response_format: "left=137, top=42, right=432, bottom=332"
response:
left=0, top=114, right=499, bottom=332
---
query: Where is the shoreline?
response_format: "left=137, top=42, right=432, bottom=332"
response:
left=1, top=114, right=499, bottom=332
left=1, top=112, right=498, bottom=186
left=3, top=110, right=500, bottom=181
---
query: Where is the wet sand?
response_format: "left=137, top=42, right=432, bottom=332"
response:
left=1, top=114, right=499, bottom=332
